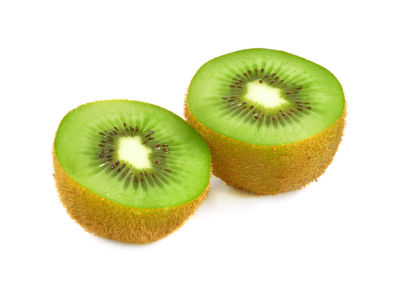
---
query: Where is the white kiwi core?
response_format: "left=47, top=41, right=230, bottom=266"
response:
left=244, top=81, right=288, bottom=108
left=118, top=136, right=152, bottom=169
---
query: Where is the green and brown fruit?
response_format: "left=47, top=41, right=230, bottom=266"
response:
left=185, top=48, right=346, bottom=194
left=53, top=100, right=211, bottom=243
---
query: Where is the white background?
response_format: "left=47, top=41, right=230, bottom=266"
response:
left=1, top=0, right=399, bottom=282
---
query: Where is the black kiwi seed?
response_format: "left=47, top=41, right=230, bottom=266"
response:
left=221, top=68, right=312, bottom=123
left=95, top=124, right=173, bottom=188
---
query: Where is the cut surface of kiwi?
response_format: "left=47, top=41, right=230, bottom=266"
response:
left=185, top=48, right=345, bottom=194
left=54, top=100, right=211, bottom=243
left=187, top=48, right=345, bottom=145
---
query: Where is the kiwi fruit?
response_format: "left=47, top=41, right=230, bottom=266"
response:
left=53, top=100, right=211, bottom=243
left=185, top=48, right=346, bottom=195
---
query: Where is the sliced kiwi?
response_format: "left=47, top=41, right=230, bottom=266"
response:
left=53, top=100, right=211, bottom=243
left=185, top=48, right=345, bottom=194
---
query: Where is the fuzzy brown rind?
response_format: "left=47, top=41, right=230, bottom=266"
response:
left=53, top=151, right=209, bottom=243
left=184, top=101, right=346, bottom=195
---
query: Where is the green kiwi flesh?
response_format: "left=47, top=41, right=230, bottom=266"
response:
left=54, top=100, right=211, bottom=208
left=187, top=48, right=345, bottom=145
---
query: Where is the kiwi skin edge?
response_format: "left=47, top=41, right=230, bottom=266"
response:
left=53, top=148, right=209, bottom=244
left=184, top=98, right=346, bottom=195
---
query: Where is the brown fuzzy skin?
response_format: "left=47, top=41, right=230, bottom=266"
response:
left=53, top=151, right=209, bottom=244
left=184, top=102, right=346, bottom=195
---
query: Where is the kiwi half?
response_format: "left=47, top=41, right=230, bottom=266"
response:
left=185, top=49, right=345, bottom=194
left=53, top=100, right=211, bottom=243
